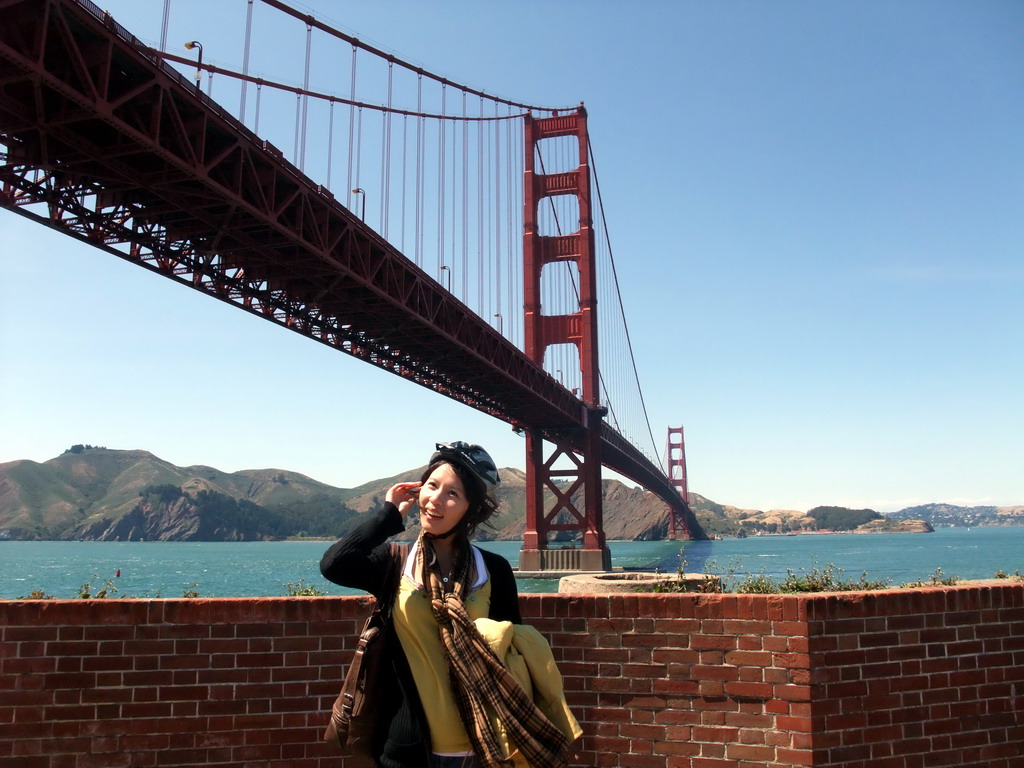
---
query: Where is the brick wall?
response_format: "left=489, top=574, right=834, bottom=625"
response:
left=1, top=583, right=1022, bottom=767
left=804, top=586, right=1024, bottom=768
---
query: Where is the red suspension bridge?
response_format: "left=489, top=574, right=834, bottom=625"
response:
left=0, top=0, right=707, bottom=567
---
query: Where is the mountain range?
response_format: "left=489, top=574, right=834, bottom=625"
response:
left=1, top=446, right=1018, bottom=541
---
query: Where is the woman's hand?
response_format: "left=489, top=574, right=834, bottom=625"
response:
left=386, top=481, right=421, bottom=518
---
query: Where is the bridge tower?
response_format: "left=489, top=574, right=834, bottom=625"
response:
left=666, top=426, right=691, bottom=540
left=519, top=106, right=611, bottom=572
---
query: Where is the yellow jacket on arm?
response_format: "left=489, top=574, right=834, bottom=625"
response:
left=475, top=618, right=583, bottom=766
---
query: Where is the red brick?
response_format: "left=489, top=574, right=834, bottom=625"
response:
left=723, top=681, right=773, bottom=700
left=690, top=634, right=737, bottom=651
left=690, top=664, right=739, bottom=681
left=725, top=742, right=774, bottom=760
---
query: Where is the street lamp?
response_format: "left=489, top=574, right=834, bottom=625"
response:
left=184, top=41, right=203, bottom=92
left=493, top=313, right=503, bottom=335
left=439, top=264, right=451, bottom=291
left=351, top=188, right=365, bottom=220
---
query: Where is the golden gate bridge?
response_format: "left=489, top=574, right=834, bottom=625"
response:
left=0, top=0, right=707, bottom=567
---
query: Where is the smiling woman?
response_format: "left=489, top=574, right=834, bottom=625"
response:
left=414, top=464, right=467, bottom=540
left=319, top=441, right=580, bottom=767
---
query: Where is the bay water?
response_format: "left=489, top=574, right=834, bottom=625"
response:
left=2, top=527, right=1022, bottom=600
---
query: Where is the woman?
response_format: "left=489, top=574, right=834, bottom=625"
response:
left=320, top=441, right=577, bottom=768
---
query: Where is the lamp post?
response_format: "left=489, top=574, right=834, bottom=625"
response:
left=494, top=313, right=503, bottom=335
left=184, top=40, right=203, bottom=93
left=439, top=264, right=451, bottom=291
left=351, top=188, right=365, bottom=221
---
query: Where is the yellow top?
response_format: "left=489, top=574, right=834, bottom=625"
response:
left=392, top=542, right=491, bottom=755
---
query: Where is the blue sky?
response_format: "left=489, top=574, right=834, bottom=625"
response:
left=2, top=1, right=1022, bottom=513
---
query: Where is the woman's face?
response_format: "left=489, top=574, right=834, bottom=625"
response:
left=418, top=462, right=470, bottom=537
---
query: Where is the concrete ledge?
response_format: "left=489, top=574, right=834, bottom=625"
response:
left=557, top=571, right=714, bottom=594
left=516, top=566, right=626, bottom=580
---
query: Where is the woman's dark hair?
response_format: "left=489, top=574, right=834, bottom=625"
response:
left=419, top=458, right=498, bottom=539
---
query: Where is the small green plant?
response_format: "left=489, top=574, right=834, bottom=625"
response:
left=285, top=579, right=326, bottom=597
left=647, top=557, right=893, bottom=594
left=665, top=557, right=734, bottom=593
left=20, top=589, right=53, bottom=600
left=734, top=571, right=778, bottom=594
left=647, top=549, right=687, bottom=593
left=777, top=562, right=890, bottom=593
left=707, top=558, right=738, bottom=593
left=929, top=568, right=959, bottom=586
left=994, top=570, right=1009, bottom=579
left=78, top=575, right=117, bottom=599
left=645, top=551, right=722, bottom=593
left=182, top=584, right=200, bottom=598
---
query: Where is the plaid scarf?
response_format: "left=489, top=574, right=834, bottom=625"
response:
left=415, top=534, right=572, bottom=768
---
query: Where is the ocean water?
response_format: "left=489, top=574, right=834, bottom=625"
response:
left=1, top=527, right=1021, bottom=600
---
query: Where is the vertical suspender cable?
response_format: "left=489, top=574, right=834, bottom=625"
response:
left=502, top=111, right=509, bottom=339
left=293, top=91, right=302, bottom=164
left=505, top=108, right=515, bottom=344
left=239, top=0, right=254, bottom=123
left=477, top=96, right=485, bottom=312
left=254, top=82, right=262, bottom=135
left=159, top=0, right=171, bottom=53
left=346, top=45, right=357, bottom=211
left=354, top=107, right=363, bottom=202
left=507, top=113, right=515, bottom=347
left=448, top=106, right=455, bottom=294
left=492, top=99, right=502, bottom=330
left=414, top=75, right=423, bottom=266
left=438, top=84, right=446, bottom=285
left=292, top=53, right=304, bottom=165
left=471, top=93, right=483, bottom=325
left=461, top=91, right=469, bottom=303
left=381, top=62, right=394, bottom=238
left=452, top=106, right=459, bottom=298
left=326, top=101, right=335, bottom=189
left=299, top=22, right=312, bottom=171
left=400, top=113, right=408, bottom=253
left=515, top=114, right=523, bottom=349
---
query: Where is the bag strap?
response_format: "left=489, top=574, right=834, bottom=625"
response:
left=372, top=543, right=403, bottom=622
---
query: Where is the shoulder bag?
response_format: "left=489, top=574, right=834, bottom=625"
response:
left=324, top=544, right=402, bottom=756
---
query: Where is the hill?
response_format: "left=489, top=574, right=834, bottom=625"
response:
left=1, top=447, right=702, bottom=541
left=2, top=446, right=1006, bottom=542
left=0, top=447, right=361, bottom=541
left=884, top=503, right=1024, bottom=528
left=679, top=501, right=933, bottom=537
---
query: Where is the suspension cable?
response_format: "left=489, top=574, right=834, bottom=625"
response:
left=588, top=135, right=662, bottom=465
left=257, top=0, right=571, bottom=114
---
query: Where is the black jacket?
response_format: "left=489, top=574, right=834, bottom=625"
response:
left=320, top=502, right=521, bottom=767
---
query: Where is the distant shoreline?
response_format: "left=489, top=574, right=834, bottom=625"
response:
left=10, top=524, right=1024, bottom=545
left=746, top=528, right=930, bottom=537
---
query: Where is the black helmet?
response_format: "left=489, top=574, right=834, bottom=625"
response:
left=430, top=441, right=500, bottom=504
